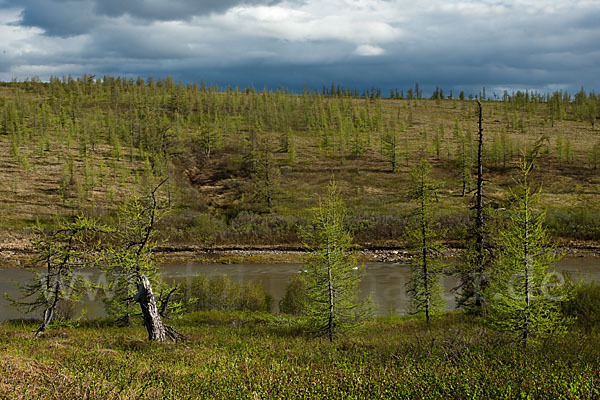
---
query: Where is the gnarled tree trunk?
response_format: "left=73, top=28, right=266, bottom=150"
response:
left=135, top=275, right=167, bottom=341
left=36, top=280, right=60, bottom=337
left=135, top=275, right=184, bottom=342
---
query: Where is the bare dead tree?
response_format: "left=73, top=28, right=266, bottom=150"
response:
left=473, top=100, right=485, bottom=311
left=456, top=101, right=489, bottom=314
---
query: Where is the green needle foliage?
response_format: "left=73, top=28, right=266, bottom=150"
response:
left=251, top=139, right=281, bottom=212
left=406, top=159, right=445, bottom=324
left=8, top=216, right=105, bottom=336
left=302, top=179, right=371, bottom=341
left=486, top=159, right=570, bottom=346
left=456, top=230, right=494, bottom=314
left=101, top=183, right=174, bottom=323
left=381, top=121, right=401, bottom=172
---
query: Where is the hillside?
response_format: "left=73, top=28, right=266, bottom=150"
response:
left=1, top=78, right=599, bottom=252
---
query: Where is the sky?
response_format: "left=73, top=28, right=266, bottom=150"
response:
left=0, top=0, right=599, bottom=96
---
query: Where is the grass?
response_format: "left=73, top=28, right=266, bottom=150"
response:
left=1, top=312, right=599, bottom=399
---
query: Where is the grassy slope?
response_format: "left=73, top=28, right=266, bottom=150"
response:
left=1, top=312, right=598, bottom=399
left=1, top=83, right=599, bottom=251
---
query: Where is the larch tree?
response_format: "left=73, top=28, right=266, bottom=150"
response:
left=406, top=159, right=445, bottom=324
left=302, top=180, right=370, bottom=341
left=587, top=93, right=598, bottom=128
left=454, top=120, right=474, bottom=196
left=251, top=139, right=281, bottom=212
left=382, top=121, right=401, bottom=172
left=485, top=159, right=569, bottom=346
left=9, top=216, right=104, bottom=337
left=197, top=116, right=222, bottom=158
left=588, top=140, right=600, bottom=170
left=102, top=180, right=184, bottom=342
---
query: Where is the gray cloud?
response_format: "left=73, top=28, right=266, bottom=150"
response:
left=6, top=0, right=98, bottom=36
left=3, top=0, right=282, bottom=37
left=93, top=0, right=282, bottom=21
left=0, top=0, right=599, bottom=94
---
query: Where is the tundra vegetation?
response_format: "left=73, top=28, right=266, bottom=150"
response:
left=1, top=78, right=600, bottom=398
left=0, top=78, right=599, bottom=247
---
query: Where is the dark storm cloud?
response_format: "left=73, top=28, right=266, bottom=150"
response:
left=5, top=0, right=98, bottom=36
left=0, top=0, right=599, bottom=94
left=94, top=0, right=282, bottom=22
left=3, top=0, right=282, bottom=37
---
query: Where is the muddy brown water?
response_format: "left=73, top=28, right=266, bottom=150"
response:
left=1, top=257, right=599, bottom=321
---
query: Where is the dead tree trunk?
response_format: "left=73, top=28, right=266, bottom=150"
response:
left=36, top=281, right=60, bottom=337
left=474, top=100, right=486, bottom=312
left=135, top=275, right=184, bottom=342
left=135, top=275, right=167, bottom=341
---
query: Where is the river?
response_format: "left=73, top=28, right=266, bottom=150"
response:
left=0, top=256, right=598, bottom=321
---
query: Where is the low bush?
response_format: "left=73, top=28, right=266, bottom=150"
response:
left=54, top=299, right=76, bottom=321
left=279, top=274, right=307, bottom=315
left=178, top=275, right=272, bottom=313
left=563, top=281, right=600, bottom=332
left=346, top=212, right=409, bottom=244
left=546, top=207, right=600, bottom=241
left=225, top=211, right=302, bottom=244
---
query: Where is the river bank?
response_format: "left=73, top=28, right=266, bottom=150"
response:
left=3, top=239, right=600, bottom=269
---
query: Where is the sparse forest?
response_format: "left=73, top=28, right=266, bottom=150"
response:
left=1, top=77, right=600, bottom=399
left=1, top=77, right=600, bottom=251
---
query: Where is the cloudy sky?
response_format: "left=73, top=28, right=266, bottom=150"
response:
left=0, top=0, right=598, bottom=95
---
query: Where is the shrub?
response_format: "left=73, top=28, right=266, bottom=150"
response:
left=192, top=213, right=227, bottom=243
left=180, top=275, right=271, bottom=313
left=279, top=274, right=307, bottom=316
left=158, top=212, right=226, bottom=244
left=563, top=282, right=600, bottom=332
left=546, top=207, right=600, bottom=241
left=54, top=299, right=76, bottom=321
left=346, top=213, right=408, bottom=243
left=226, top=211, right=301, bottom=244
